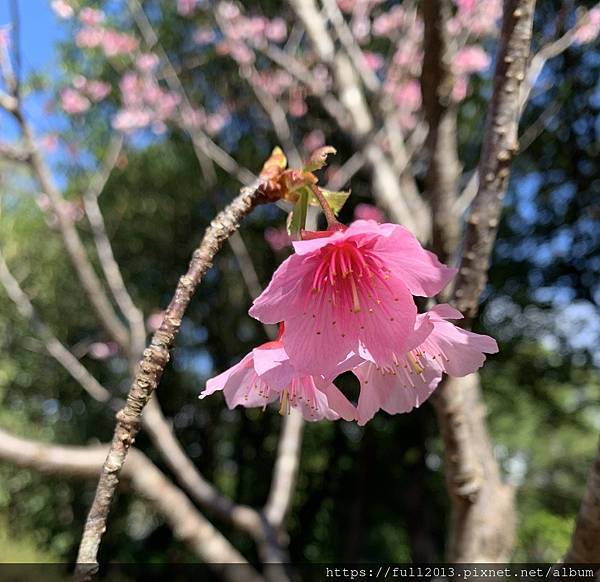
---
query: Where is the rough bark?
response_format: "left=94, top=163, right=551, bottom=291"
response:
left=433, top=0, right=536, bottom=562
left=75, top=183, right=261, bottom=578
left=421, top=0, right=460, bottom=262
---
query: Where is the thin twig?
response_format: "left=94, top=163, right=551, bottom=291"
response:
left=82, top=135, right=147, bottom=358
left=75, top=181, right=261, bottom=578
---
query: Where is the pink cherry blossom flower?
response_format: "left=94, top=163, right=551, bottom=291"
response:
left=177, top=0, right=197, bottom=17
left=136, top=53, right=160, bottom=72
left=302, top=129, right=326, bottom=154
left=353, top=203, right=385, bottom=223
left=454, top=45, right=490, bottom=75
left=193, top=28, right=216, bottom=45
left=265, top=226, right=291, bottom=252
left=60, top=88, right=90, bottom=115
left=51, top=0, right=74, bottom=19
left=75, top=26, right=103, bottom=49
left=574, top=6, right=600, bottom=45
left=265, top=18, right=288, bottom=42
left=79, top=7, right=105, bottom=27
left=249, top=220, right=456, bottom=377
left=101, top=30, right=139, bottom=57
left=85, top=80, right=111, bottom=102
left=363, top=51, right=385, bottom=71
left=452, top=76, right=469, bottom=102
left=146, top=310, right=165, bottom=332
left=88, top=341, right=119, bottom=360
left=200, top=337, right=354, bottom=421
left=352, top=304, right=498, bottom=424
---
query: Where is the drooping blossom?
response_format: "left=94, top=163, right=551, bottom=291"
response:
left=60, top=88, right=90, bottom=115
left=200, top=335, right=354, bottom=421
left=249, top=220, right=456, bottom=377
left=352, top=304, right=498, bottom=425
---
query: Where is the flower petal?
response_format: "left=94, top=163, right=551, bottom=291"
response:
left=249, top=253, right=315, bottom=324
left=372, top=224, right=457, bottom=296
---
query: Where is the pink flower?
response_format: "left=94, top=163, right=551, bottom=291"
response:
left=51, top=0, right=74, bottom=19
left=88, top=341, right=119, bottom=360
left=85, top=80, right=111, bottom=102
left=193, top=27, right=216, bottom=45
left=265, top=226, right=291, bottom=251
left=454, top=45, right=490, bottom=74
left=302, top=129, right=325, bottom=154
left=75, top=26, right=103, bottom=49
left=249, top=220, right=456, bottom=377
left=177, top=0, right=197, bottom=16
left=353, top=203, right=385, bottom=223
left=79, top=7, right=105, bottom=26
left=574, top=6, right=600, bottom=45
left=136, top=53, right=160, bottom=72
left=452, top=76, right=469, bottom=102
left=146, top=310, right=165, bottom=332
left=352, top=304, right=498, bottom=424
left=363, top=51, right=385, bottom=71
left=200, top=336, right=354, bottom=421
left=60, top=88, right=90, bottom=115
left=265, top=18, right=287, bottom=42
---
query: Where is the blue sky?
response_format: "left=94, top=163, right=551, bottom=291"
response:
left=0, top=0, right=63, bottom=78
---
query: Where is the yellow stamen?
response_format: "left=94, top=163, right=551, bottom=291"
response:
left=349, top=275, right=361, bottom=313
left=408, top=353, right=424, bottom=375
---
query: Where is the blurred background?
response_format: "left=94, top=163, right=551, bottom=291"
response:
left=0, top=0, right=598, bottom=568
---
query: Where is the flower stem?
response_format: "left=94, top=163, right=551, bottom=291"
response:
left=309, top=185, right=340, bottom=228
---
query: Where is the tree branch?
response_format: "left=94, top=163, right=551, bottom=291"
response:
left=81, top=135, right=147, bottom=360
left=432, top=0, right=536, bottom=562
left=264, top=409, right=305, bottom=529
left=0, top=428, right=262, bottom=582
left=75, top=181, right=262, bottom=577
left=421, top=0, right=460, bottom=262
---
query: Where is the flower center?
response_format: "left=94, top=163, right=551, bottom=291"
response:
left=310, top=241, right=387, bottom=314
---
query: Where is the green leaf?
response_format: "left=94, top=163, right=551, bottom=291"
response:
left=288, top=187, right=310, bottom=235
left=309, top=189, right=351, bottom=216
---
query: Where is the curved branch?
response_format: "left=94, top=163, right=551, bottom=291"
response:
left=76, top=182, right=262, bottom=577
left=0, top=428, right=262, bottom=582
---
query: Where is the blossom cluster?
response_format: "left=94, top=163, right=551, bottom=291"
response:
left=202, top=219, right=498, bottom=425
